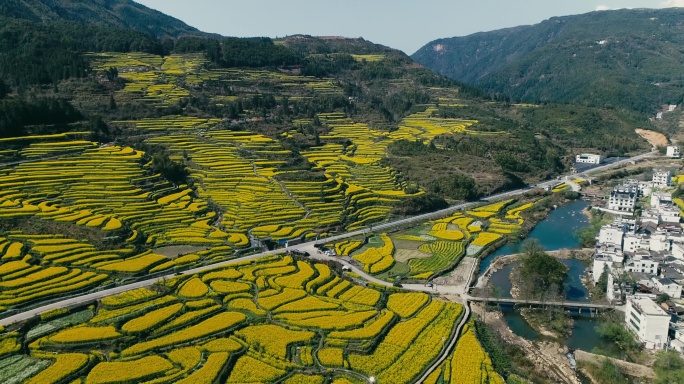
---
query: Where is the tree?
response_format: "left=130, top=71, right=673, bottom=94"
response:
left=656, top=293, right=670, bottom=304
left=596, top=265, right=609, bottom=298
left=0, top=79, right=7, bottom=99
left=654, top=351, right=684, bottom=384
left=106, top=67, right=118, bottom=81
left=89, top=115, right=110, bottom=143
left=150, top=152, right=189, bottom=185
left=519, top=240, right=568, bottom=301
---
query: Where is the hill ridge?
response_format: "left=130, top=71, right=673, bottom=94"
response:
left=412, top=7, right=684, bottom=113
left=0, top=0, right=206, bottom=38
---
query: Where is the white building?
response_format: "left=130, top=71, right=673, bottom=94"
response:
left=625, top=296, right=671, bottom=350
left=671, top=323, right=684, bottom=353
left=598, top=222, right=628, bottom=247
left=576, top=153, right=603, bottom=164
left=649, top=232, right=672, bottom=252
left=625, top=251, right=659, bottom=275
left=672, top=242, right=684, bottom=260
left=667, top=146, right=681, bottom=159
left=653, top=170, right=672, bottom=188
left=653, top=277, right=682, bottom=299
left=651, top=192, right=673, bottom=209
left=592, top=244, right=624, bottom=283
left=660, top=206, right=681, bottom=224
left=638, top=181, right=654, bottom=197
left=608, top=185, right=638, bottom=213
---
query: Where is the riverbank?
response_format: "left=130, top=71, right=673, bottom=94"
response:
left=471, top=303, right=582, bottom=384
left=474, top=248, right=594, bottom=292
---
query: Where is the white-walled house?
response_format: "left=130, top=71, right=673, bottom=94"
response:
left=576, top=153, right=602, bottom=164
left=598, top=222, right=628, bottom=247
left=667, top=146, right=681, bottom=158
left=673, top=243, right=684, bottom=260
left=625, top=296, right=671, bottom=350
left=608, top=185, right=638, bottom=213
left=671, top=322, right=684, bottom=353
left=624, top=234, right=651, bottom=253
left=653, top=277, right=682, bottom=299
left=651, top=192, right=673, bottom=209
left=641, top=209, right=660, bottom=226
left=660, top=206, right=681, bottom=224
left=592, top=244, right=624, bottom=283
left=653, top=170, right=672, bottom=188
left=649, top=232, right=671, bottom=253
left=625, top=251, right=659, bottom=275
left=638, top=181, right=654, bottom=197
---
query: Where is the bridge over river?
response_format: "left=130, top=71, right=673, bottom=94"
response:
left=467, top=295, right=618, bottom=310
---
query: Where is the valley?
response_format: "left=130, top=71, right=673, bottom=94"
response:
left=0, top=1, right=682, bottom=383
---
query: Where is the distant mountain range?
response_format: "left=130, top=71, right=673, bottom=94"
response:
left=0, top=0, right=204, bottom=38
left=412, top=8, right=684, bottom=113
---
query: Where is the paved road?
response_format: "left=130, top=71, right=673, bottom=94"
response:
left=0, top=150, right=655, bottom=325
left=416, top=250, right=478, bottom=383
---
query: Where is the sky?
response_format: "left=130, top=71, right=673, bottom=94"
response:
left=136, top=0, right=684, bottom=54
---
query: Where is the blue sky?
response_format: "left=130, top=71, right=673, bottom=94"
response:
left=136, top=0, right=684, bottom=54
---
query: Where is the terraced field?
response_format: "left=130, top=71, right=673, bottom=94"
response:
left=0, top=51, right=547, bottom=383
left=0, top=255, right=501, bottom=383
left=353, top=199, right=542, bottom=280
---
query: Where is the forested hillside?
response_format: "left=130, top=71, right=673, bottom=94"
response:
left=412, top=8, right=684, bottom=114
left=0, top=2, right=662, bottom=383
left=0, top=0, right=204, bottom=38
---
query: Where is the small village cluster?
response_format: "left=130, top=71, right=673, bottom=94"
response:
left=591, top=168, right=684, bottom=352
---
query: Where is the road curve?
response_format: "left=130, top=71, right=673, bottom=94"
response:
left=0, top=150, right=655, bottom=328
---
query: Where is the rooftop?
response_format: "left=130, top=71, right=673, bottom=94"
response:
left=629, top=296, right=669, bottom=316
left=658, top=277, right=678, bottom=286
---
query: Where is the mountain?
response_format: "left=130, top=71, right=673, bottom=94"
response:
left=412, top=8, right=684, bottom=114
left=0, top=0, right=652, bottom=202
left=0, top=0, right=204, bottom=38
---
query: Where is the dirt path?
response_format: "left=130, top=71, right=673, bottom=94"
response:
left=635, top=128, right=669, bottom=148
left=433, top=257, right=477, bottom=291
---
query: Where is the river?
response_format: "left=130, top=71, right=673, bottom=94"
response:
left=479, top=199, right=591, bottom=274
left=479, top=199, right=620, bottom=354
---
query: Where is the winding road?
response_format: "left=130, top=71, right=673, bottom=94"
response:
left=0, top=149, right=656, bottom=382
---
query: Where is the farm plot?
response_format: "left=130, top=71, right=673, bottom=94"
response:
left=377, top=198, right=540, bottom=278
left=0, top=232, right=235, bottom=312
left=0, top=254, right=504, bottom=384
left=0, top=144, right=240, bottom=247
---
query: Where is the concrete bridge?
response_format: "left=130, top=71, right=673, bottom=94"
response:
left=467, top=296, right=616, bottom=310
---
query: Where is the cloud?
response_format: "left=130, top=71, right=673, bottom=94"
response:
left=596, top=5, right=610, bottom=10
left=661, top=0, right=684, bottom=7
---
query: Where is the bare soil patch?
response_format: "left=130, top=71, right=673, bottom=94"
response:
left=635, top=128, right=669, bottom=147
left=433, top=257, right=476, bottom=287
left=392, top=239, right=423, bottom=251
left=394, top=249, right=431, bottom=263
